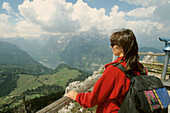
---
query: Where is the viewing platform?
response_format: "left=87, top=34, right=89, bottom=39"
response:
left=37, top=52, right=170, bottom=113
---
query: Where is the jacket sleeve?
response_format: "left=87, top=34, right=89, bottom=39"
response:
left=75, top=65, right=130, bottom=108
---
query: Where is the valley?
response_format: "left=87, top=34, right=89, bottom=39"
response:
left=0, top=32, right=165, bottom=112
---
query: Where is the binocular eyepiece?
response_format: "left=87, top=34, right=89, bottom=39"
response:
left=159, top=37, right=170, bottom=47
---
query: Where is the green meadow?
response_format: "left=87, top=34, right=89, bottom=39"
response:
left=0, top=66, right=89, bottom=112
left=8, top=67, right=80, bottom=95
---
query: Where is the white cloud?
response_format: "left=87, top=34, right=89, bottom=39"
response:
left=0, top=14, right=11, bottom=23
left=17, top=0, right=126, bottom=34
left=71, top=0, right=108, bottom=32
left=0, top=12, right=43, bottom=37
left=2, top=2, right=19, bottom=17
left=18, top=0, right=80, bottom=33
left=16, top=20, right=44, bottom=37
left=0, top=21, right=16, bottom=37
left=100, top=5, right=126, bottom=34
left=0, top=14, right=16, bottom=37
left=153, top=3, right=170, bottom=25
left=121, top=0, right=168, bottom=7
left=119, top=0, right=170, bottom=41
left=71, top=3, right=126, bottom=34
left=126, top=20, right=164, bottom=36
left=2, top=2, right=12, bottom=14
left=0, top=19, right=43, bottom=37
left=0, top=0, right=169, bottom=45
left=127, top=7, right=156, bottom=18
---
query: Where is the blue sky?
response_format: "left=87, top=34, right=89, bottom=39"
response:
left=0, top=0, right=137, bottom=14
left=0, top=0, right=22, bottom=14
left=66, top=0, right=138, bottom=14
left=0, top=0, right=169, bottom=47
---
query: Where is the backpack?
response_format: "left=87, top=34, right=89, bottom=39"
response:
left=112, top=63, right=170, bottom=113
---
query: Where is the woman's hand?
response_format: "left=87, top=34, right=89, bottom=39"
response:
left=66, top=91, right=78, bottom=100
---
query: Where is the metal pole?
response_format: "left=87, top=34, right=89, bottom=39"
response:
left=161, top=52, right=170, bottom=80
left=159, top=37, right=170, bottom=80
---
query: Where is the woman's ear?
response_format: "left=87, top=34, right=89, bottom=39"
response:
left=119, top=47, right=124, bottom=57
left=121, top=48, right=124, bottom=53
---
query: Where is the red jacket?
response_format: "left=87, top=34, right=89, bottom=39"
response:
left=76, top=57, right=147, bottom=113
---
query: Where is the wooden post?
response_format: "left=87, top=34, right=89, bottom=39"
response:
left=22, top=93, right=27, bottom=113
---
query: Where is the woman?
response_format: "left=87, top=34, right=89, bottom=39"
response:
left=66, top=29, right=147, bottom=113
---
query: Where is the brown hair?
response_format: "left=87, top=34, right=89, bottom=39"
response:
left=110, top=29, right=139, bottom=73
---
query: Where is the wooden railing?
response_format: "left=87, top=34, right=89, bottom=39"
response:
left=138, top=52, right=170, bottom=73
left=138, top=52, right=165, bottom=56
left=37, top=52, right=169, bottom=113
left=139, top=52, right=170, bottom=89
left=36, top=74, right=102, bottom=113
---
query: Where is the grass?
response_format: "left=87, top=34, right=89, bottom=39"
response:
left=43, top=68, right=81, bottom=87
left=26, top=94, right=44, bottom=100
left=0, top=67, right=83, bottom=111
left=9, top=67, right=81, bottom=95
left=10, top=75, right=42, bottom=95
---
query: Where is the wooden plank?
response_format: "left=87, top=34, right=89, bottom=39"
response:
left=36, top=97, right=72, bottom=113
left=138, top=52, right=165, bottom=56
left=139, top=61, right=170, bottom=67
left=47, top=98, right=72, bottom=113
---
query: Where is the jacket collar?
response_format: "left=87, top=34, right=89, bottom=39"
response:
left=105, top=56, right=124, bottom=68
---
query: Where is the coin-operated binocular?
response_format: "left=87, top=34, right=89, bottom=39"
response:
left=159, top=37, right=170, bottom=80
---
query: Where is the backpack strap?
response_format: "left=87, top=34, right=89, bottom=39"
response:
left=137, top=62, right=147, bottom=75
left=111, top=63, right=147, bottom=79
left=111, top=63, right=133, bottom=79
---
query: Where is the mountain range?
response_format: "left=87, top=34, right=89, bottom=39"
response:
left=0, top=41, right=53, bottom=75
left=0, top=33, right=111, bottom=71
left=0, top=32, right=165, bottom=72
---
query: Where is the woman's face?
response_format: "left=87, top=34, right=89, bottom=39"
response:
left=111, top=45, right=124, bottom=57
